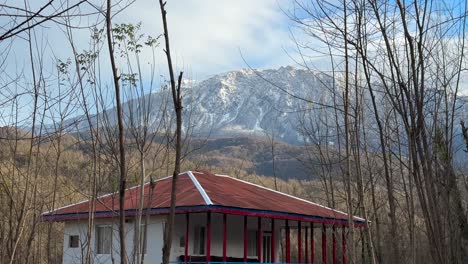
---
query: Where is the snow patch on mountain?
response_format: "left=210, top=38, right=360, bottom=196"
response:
left=170, top=65, right=332, bottom=143
left=62, top=66, right=334, bottom=144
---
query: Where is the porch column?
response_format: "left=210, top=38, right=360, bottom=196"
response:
left=257, top=217, right=262, bottom=262
left=311, top=223, right=314, bottom=263
left=223, top=214, right=227, bottom=262
left=206, top=212, right=211, bottom=263
left=285, top=220, right=291, bottom=263
left=298, top=221, right=302, bottom=263
left=342, top=227, right=347, bottom=264
left=184, top=213, right=189, bottom=262
left=305, top=226, right=308, bottom=264
left=332, top=226, right=337, bottom=264
left=322, top=224, right=327, bottom=264
left=244, top=216, right=248, bottom=262
left=271, top=218, right=276, bottom=263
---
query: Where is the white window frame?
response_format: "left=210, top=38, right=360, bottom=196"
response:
left=95, top=225, right=112, bottom=255
left=193, top=225, right=205, bottom=255
left=262, top=232, right=272, bottom=263
left=69, top=235, right=80, bottom=248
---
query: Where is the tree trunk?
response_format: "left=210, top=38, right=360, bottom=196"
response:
left=106, top=1, right=127, bottom=263
left=158, top=1, right=184, bottom=264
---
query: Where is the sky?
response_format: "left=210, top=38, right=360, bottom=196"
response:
left=0, top=0, right=301, bottom=82
left=4, top=0, right=466, bottom=125
left=0, top=0, right=307, bottom=125
left=133, top=0, right=298, bottom=79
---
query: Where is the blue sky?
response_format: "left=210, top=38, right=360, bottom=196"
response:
left=0, top=0, right=300, bottom=80
left=117, top=0, right=300, bottom=79
left=2, top=0, right=468, bottom=127
left=0, top=0, right=307, bottom=126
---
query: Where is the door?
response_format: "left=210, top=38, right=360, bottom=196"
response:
left=262, top=232, right=272, bottom=263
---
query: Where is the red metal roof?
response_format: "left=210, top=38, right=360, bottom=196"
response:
left=42, top=171, right=366, bottom=226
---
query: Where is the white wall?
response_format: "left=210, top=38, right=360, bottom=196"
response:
left=62, top=216, right=166, bottom=264
left=62, top=214, right=283, bottom=264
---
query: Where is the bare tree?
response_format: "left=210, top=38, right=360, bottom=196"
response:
left=157, top=2, right=184, bottom=264
left=106, top=0, right=128, bottom=262
left=287, top=0, right=468, bottom=263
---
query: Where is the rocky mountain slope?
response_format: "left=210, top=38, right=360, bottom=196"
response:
left=178, top=66, right=331, bottom=143
left=65, top=66, right=333, bottom=145
left=60, top=65, right=468, bottom=175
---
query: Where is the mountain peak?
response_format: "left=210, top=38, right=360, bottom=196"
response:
left=65, top=65, right=329, bottom=145
left=179, top=65, right=328, bottom=143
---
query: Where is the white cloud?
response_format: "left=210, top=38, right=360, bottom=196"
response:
left=0, top=0, right=302, bottom=124
left=114, top=0, right=296, bottom=78
left=0, top=0, right=300, bottom=80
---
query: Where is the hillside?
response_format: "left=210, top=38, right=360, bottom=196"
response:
left=188, top=136, right=323, bottom=180
left=58, top=65, right=468, bottom=168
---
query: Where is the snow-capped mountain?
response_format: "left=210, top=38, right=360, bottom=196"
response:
left=177, top=66, right=331, bottom=143
left=60, top=65, right=468, bottom=164
left=67, top=66, right=333, bottom=144
left=152, top=66, right=335, bottom=143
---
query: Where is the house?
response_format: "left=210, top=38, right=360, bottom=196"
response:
left=42, top=171, right=367, bottom=264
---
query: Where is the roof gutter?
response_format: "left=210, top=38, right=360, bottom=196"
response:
left=42, top=205, right=368, bottom=227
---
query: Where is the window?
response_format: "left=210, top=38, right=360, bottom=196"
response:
left=179, top=235, right=185, bottom=247
left=138, top=224, right=148, bottom=254
left=248, top=230, right=258, bottom=257
left=133, top=224, right=148, bottom=255
left=193, top=226, right=205, bottom=255
left=69, top=235, right=79, bottom=248
left=96, top=225, right=112, bottom=254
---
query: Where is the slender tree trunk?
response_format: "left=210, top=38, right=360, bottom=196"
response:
left=141, top=178, right=155, bottom=264
left=342, top=1, right=356, bottom=263
left=158, top=2, right=184, bottom=264
left=136, top=151, right=146, bottom=264
left=106, top=1, right=127, bottom=263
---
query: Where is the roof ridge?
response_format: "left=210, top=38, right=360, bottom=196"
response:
left=188, top=171, right=213, bottom=205
left=214, top=173, right=365, bottom=222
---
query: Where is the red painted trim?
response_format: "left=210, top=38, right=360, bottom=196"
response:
left=208, top=208, right=364, bottom=227
left=258, top=217, right=262, bottom=263
left=44, top=206, right=368, bottom=227
left=271, top=218, right=276, bottom=263
left=322, top=224, right=327, bottom=264
left=342, top=226, right=347, bottom=264
left=305, top=226, right=308, bottom=264
left=223, top=213, right=227, bottom=262
left=184, top=213, right=189, bottom=262
left=332, top=226, right=337, bottom=264
left=286, top=219, right=291, bottom=263
left=311, top=222, right=314, bottom=263
left=298, top=221, right=302, bottom=263
left=206, top=212, right=211, bottom=263
left=244, top=216, right=248, bottom=262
